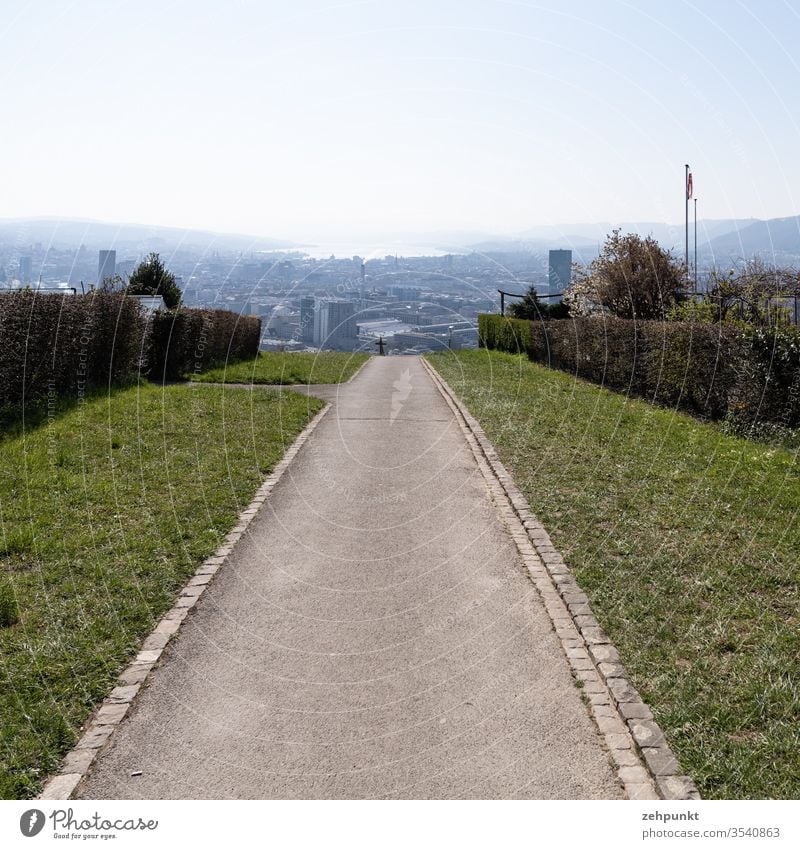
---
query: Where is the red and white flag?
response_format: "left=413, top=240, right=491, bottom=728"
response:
left=686, top=171, right=693, bottom=200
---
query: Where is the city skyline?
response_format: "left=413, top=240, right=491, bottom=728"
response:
left=2, top=1, right=800, bottom=241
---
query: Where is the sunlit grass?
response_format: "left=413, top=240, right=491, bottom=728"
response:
left=429, top=348, right=800, bottom=799
left=0, top=383, right=323, bottom=799
left=192, top=351, right=369, bottom=385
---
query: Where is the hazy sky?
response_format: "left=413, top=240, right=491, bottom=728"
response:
left=3, top=0, right=800, bottom=241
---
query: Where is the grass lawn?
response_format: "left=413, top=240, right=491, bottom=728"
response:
left=428, top=348, right=800, bottom=799
left=191, top=351, right=369, bottom=385
left=0, top=383, right=323, bottom=799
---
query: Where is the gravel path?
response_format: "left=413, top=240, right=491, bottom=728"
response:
left=77, top=357, right=623, bottom=799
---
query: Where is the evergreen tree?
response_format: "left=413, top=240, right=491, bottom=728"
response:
left=127, top=252, right=181, bottom=308
left=508, top=285, right=547, bottom=320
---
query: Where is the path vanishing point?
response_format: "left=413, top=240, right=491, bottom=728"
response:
left=75, top=356, right=633, bottom=799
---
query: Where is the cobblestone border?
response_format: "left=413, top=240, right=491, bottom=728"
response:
left=421, top=358, right=700, bottom=801
left=38, top=402, right=333, bottom=801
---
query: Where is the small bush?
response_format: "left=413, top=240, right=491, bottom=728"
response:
left=479, top=313, right=554, bottom=362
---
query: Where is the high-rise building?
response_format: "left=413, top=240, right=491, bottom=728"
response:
left=312, top=300, right=358, bottom=349
left=18, top=256, right=32, bottom=283
left=312, top=301, right=329, bottom=348
left=98, top=250, right=116, bottom=286
left=548, top=250, right=572, bottom=302
left=300, top=297, right=315, bottom=345
left=326, top=300, right=358, bottom=346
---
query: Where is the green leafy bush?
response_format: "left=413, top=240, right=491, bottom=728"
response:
left=729, top=325, right=800, bottom=431
left=478, top=314, right=533, bottom=355
left=666, top=299, right=718, bottom=323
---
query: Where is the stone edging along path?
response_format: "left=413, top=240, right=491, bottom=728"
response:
left=38, top=402, right=333, bottom=801
left=421, top=357, right=701, bottom=802
left=38, top=359, right=367, bottom=800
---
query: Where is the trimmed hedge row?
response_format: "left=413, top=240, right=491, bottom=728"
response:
left=147, top=308, right=261, bottom=381
left=0, top=291, right=146, bottom=409
left=0, top=292, right=262, bottom=410
left=731, top=325, right=800, bottom=433
left=478, top=313, right=800, bottom=428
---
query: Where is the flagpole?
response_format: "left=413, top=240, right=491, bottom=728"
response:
left=685, top=163, right=690, bottom=280
left=694, top=196, right=698, bottom=294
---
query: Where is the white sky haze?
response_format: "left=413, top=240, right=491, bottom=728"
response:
left=3, top=0, right=800, bottom=241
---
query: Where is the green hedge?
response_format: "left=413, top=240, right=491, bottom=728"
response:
left=642, top=321, right=740, bottom=420
left=729, top=325, right=800, bottom=432
left=147, top=308, right=261, bottom=381
left=478, top=314, right=535, bottom=356
left=479, top=313, right=800, bottom=428
left=0, top=293, right=262, bottom=411
left=0, top=291, right=146, bottom=410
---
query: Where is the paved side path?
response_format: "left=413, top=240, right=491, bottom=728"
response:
left=78, top=357, right=623, bottom=799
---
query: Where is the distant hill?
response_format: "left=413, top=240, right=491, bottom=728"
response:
left=466, top=237, right=599, bottom=265
left=700, top=215, right=800, bottom=262
left=696, top=218, right=759, bottom=242
left=517, top=219, right=759, bottom=252
left=469, top=220, right=755, bottom=255
left=0, top=217, right=295, bottom=253
left=469, top=216, right=799, bottom=265
left=516, top=221, right=689, bottom=250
